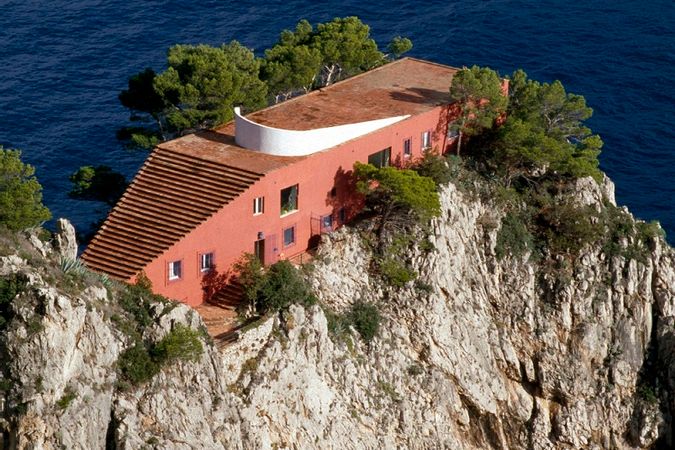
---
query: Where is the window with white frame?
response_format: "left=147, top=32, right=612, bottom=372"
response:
left=253, top=196, right=264, bottom=215
left=403, top=138, right=412, bottom=157
left=200, top=252, right=214, bottom=272
left=421, top=130, right=431, bottom=150
left=280, top=185, right=298, bottom=215
left=283, top=225, right=296, bottom=247
left=168, top=260, right=182, bottom=280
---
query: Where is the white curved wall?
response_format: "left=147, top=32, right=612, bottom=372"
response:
left=234, top=107, right=409, bottom=156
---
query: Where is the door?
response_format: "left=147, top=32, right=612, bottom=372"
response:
left=254, top=239, right=265, bottom=265
left=263, top=234, right=278, bottom=265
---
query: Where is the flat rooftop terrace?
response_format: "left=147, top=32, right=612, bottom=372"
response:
left=159, top=57, right=458, bottom=173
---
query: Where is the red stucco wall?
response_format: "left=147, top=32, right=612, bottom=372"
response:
left=138, top=105, right=454, bottom=306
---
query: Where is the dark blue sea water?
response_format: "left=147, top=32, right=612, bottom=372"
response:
left=1, top=0, right=674, bottom=241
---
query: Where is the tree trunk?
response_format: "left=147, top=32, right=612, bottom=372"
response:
left=324, top=65, right=336, bottom=87
left=155, top=115, right=167, bottom=141
left=456, top=131, right=463, bottom=156
left=377, top=203, right=394, bottom=253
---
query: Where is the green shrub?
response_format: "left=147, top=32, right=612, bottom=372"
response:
left=414, top=279, right=433, bottom=294
left=118, top=343, right=160, bottom=385
left=495, top=211, right=534, bottom=259
left=354, top=162, right=441, bottom=223
left=68, top=165, right=128, bottom=206
left=412, top=151, right=453, bottom=188
left=349, top=301, right=381, bottom=342
left=0, top=147, right=51, bottom=231
left=407, top=364, right=424, bottom=376
left=233, top=253, right=265, bottom=307
left=56, top=387, right=77, bottom=410
left=323, top=306, right=352, bottom=340
left=236, top=257, right=316, bottom=315
left=637, top=384, right=658, bottom=404
left=378, top=257, right=416, bottom=287
left=0, top=378, right=13, bottom=392
left=537, top=203, right=604, bottom=255
left=599, top=206, right=661, bottom=263
left=152, top=324, right=203, bottom=363
left=0, top=273, right=28, bottom=330
left=118, top=284, right=162, bottom=331
left=636, top=220, right=665, bottom=244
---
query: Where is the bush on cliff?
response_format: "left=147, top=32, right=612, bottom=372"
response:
left=0, top=147, right=51, bottom=231
left=235, top=255, right=316, bottom=315
left=0, top=273, right=28, bottom=331
left=349, top=301, right=381, bottom=342
left=152, top=324, right=203, bottom=363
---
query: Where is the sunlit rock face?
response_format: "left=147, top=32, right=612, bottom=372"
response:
left=1, top=177, right=674, bottom=449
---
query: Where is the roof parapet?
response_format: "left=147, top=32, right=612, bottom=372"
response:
left=234, top=106, right=409, bottom=156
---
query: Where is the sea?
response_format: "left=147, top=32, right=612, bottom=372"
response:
left=1, top=0, right=673, bottom=242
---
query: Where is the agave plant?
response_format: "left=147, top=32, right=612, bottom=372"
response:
left=59, top=257, right=88, bottom=276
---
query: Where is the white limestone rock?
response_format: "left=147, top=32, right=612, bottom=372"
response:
left=1, top=174, right=674, bottom=449
left=54, top=218, right=78, bottom=261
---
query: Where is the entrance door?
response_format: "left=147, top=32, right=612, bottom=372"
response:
left=254, top=239, right=265, bottom=265
left=263, top=234, right=278, bottom=265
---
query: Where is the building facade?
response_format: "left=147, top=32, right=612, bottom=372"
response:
left=82, top=58, right=462, bottom=306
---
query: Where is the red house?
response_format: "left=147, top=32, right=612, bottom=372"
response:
left=82, top=58, right=461, bottom=306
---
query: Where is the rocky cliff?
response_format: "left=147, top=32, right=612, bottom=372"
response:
left=1, top=175, right=674, bottom=450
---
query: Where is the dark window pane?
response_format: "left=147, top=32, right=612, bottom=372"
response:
left=283, top=226, right=295, bottom=246
left=281, top=185, right=298, bottom=215
left=367, top=147, right=391, bottom=168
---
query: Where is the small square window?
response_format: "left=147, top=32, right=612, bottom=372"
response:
left=283, top=226, right=295, bottom=247
left=321, top=215, right=333, bottom=232
left=200, top=252, right=214, bottom=272
left=403, top=138, right=412, bottom=157
left=168, top=260, right=182, bottom=280
left=253, top=197, right=264, bottom=215
left=280, top=185, right=298, bottom=216
left=421, top=131, right=431, bottom=149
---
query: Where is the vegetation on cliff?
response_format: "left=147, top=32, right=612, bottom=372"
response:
left=0, top=147, right=51, bottom=231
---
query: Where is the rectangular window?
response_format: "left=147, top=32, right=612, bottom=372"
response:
left=421, top=131, right=431, bottom=150
left=280, top=184, right=298, bottom=215
left=367, top=147, right=391, bottom=168
left=283, top=226, right=295, bottom=247
left=199, top=252, right=214, bottom=272
left=168, top=260, right=182, bottom=281
left=253, top=196, right=264, bottom=215
left=321, top=214, right=333, bottom=232
left=403, top=138, right=412, bottom=157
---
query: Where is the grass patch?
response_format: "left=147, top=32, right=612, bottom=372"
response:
left=56, top=387, right=77, bottom=410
